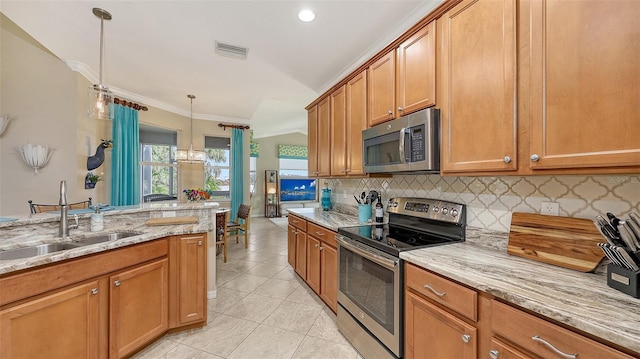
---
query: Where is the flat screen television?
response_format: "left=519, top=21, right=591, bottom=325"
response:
left=280, top=178, right=317, bottom=202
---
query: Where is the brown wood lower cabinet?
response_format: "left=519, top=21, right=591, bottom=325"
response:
left=405, top=290, right=477, bottom=359
left=0, top=235, right=208, bottom=359
left=287, top=217, right=338, bottom=313
left=0, top=279, right=106, bottom=359
left=109, top=259, right=169, bottom=359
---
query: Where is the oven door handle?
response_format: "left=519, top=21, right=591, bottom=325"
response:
left=336, top=235, right=398, bottom=270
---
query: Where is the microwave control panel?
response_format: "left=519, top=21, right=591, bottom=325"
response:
left=409, top=124, right=426, bottom=162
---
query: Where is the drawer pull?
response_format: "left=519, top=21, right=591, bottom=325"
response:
left=424, top=284, right=446, bottom=297
left=489, top=349, right=499, bottom=359
left=198, top=240, right=202, bottom=246
left=462, top=334, right=471, bottom=343
left=315, top=232, right=325, bottom=236
left=532, top=335, right=577, bottom=359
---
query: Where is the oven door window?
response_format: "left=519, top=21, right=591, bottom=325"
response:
left=364, top=132, right=402, bottom=166
left=340, top=248, right=395, bottom=333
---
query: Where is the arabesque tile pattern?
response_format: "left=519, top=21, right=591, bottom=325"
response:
left=328, top=174, right=640, bottom=232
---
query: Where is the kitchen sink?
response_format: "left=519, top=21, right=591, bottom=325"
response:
left=0, top=232, right=141, bottom=261
left=69, top=231, right=140, bottom=246
left=0, top=242, right=81, bottom=261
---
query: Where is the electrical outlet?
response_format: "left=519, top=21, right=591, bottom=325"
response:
left=541, top=201, right=559, bottom=216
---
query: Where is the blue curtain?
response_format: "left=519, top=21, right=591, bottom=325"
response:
left=110, top=104, right=140, bottom=206
left=231, top=128, right=245, bottom=220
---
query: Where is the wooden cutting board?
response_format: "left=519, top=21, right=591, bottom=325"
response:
left=508, top=212, right=604, bottom=272
left=145, top=216, right=199, bottom=226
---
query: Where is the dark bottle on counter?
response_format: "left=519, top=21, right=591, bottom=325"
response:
left=375, top=196, right=383, bottom=223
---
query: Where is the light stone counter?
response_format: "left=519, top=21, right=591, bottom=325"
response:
left=287, top=209, right=639, bottom=354
left=0, top=202, right=225, bottom=275
left=401, top=242, right=640, bottom=354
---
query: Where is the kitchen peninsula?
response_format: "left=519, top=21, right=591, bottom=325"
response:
left=0, top=201, right=221, bottom=358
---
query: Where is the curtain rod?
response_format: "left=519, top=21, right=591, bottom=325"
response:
left=218, top=123, right=250, bottom=130
left=114, top=98, right=148, bottom=111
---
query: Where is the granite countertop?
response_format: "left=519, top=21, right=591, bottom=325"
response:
left=290, top=209, right=639, bottom=354
left=0, top=202, right=224, bottom=275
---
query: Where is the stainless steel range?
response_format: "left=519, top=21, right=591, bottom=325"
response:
left=336, top=197, right=466, bottom=359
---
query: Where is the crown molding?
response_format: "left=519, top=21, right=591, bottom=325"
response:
left=253, top=127, right=307, bottom=139
left=63, top=60, right=250, bottom=124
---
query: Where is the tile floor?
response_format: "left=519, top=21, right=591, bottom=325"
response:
left=132, top=217, right=362, bottom=359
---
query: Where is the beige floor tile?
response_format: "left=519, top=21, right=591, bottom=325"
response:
left=216, top=268, right=241, bottom=287
left=207, top=287, right=250, bottom=314
left=221, top=273, right=269, bottom=292
left=234, top=251, right=281, bottom=263
left=160, top=343, right=224, bottom=359
left=263, top=301, right=323, bottom=334
left=130, top=336, right=178, bottom=358
left=292, top=337, right=360, bottom=359
left=217, top=259, right=260, bottom=273
left=244, top=262, right=287, bottom=278
left=272, top=266, right=298, bottom=281
left=253, top=278, right=300, bottom=299
left=262, top=254, right=290, bottom=266
left=306, top=308, right=351, bottom=346
left=227, top=324, right=305, bottom=359
left=224, top=292, right=284, bottom=322
left=285, top=286, right=325, bottom=308
left=254, top=245, right=288, bottom=255
left=173, top=313, right=258, bottom=358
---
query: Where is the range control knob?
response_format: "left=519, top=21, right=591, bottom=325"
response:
left=433, top=206, right=439, bottom=213
left=442, top=208, right=449, bottom=215
left=451, top=209, right=459, bottom=217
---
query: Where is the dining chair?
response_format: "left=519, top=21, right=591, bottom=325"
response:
left=28, top=198, right=92, bottom=214
left=227, top=204, right=251, bottom=249
left=215, top=210, right=229, bottom=263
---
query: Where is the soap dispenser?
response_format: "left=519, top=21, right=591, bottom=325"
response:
left=91, top=207, right=104, bottom=232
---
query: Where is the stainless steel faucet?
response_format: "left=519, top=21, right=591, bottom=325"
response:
left=58, top=180, right=78, bottom=237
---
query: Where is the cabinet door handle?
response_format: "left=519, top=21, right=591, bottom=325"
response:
left=489, top=349, right=499, bottom=359
left=398, top=107, right=404, bottom=112
left=91, top=288, right=99, bottom=295
left=424, top=284, right=446, bottom=297
left=319, top=246, right=324, bottom=251
left=114, top=280, right=121, bottom=287
left=198, top=240, right=202, bottom=246
left=531, top=335, right=577, bottom=359
left=461, top=334, right=471, bottom=343
left=530, top=154, right=540, bottom=162
left=314, top=243, right=319, bottom=248
left=387, top=110, right=393, bottom=115
left=503, top=156, right=511, bottom=163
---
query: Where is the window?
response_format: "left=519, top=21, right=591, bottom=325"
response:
left=139, top=124, right=178, bottom=202
left=249, top=157, right=257, bottom=196
left=279, top=158, right=308, bottom=177
left=204, top=136, right=231, bottom=200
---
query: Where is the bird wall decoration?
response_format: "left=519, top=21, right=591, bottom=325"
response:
left=87, top=139, right=113, bottom=170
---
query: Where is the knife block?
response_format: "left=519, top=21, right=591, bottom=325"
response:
left=607, top=262, right=640, bottom=299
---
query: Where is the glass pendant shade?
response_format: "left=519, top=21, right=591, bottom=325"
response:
left=88, top=84, right=112, bottom=120
left=88, top=8, right=112, bottom=120
left=177, top=94, right=207, bottom=163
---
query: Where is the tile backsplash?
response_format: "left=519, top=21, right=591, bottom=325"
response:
left=326, top=175, right=640, bottom=232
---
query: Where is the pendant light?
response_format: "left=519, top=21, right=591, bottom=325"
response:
left=87, top=8, right=113, bottom=120
left=176, top=94, right=208, bottom=163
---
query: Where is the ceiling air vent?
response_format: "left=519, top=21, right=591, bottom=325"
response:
left=215, top=41, right=249, bottom=60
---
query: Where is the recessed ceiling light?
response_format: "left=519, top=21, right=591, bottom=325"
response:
left=298, top=9, right=315, bottom=22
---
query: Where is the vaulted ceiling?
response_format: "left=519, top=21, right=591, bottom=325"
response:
left=1, top=1, right=442, bottom=138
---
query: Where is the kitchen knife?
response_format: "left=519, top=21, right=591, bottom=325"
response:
left=598, top=243, right=622, bottom=267
left=629, top=212, right=640, bottom=227
left=617, top=223, right=638, bottom=251
left=596, top=215, right=624, bottom=246
left=615, top=246, right=640, bottom=271
left=606, top=212, right=620, bottom=235
left=594, top=221, right=617, bottom=246
left=623, top=220, right=640, bottom=249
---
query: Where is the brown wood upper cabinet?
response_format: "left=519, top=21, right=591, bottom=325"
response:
left=369, top=21, right=437, bottom=127
left=528, top=0, right=640, bottom=170
left=440, top=0, right=517, bottom=174
left=330, top=71, right=368, bottom=177
left=308, top=97, right=331, bottom=177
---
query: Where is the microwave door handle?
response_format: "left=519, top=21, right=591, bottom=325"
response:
left=399, top=128, right=407, bottom=164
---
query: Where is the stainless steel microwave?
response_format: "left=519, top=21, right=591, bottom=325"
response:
left=362, top=108, right=440, bottom=174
